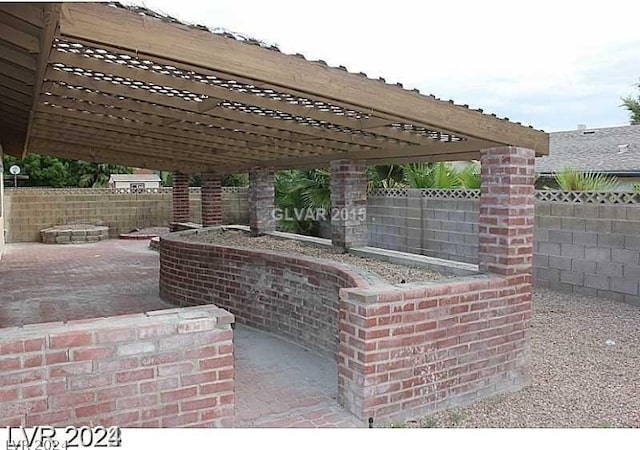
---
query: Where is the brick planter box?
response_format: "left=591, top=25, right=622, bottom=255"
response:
left=159, top=228, right=532, bottom=424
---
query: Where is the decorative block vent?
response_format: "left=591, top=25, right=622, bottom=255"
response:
left=535, top=190, right=640, bottom=204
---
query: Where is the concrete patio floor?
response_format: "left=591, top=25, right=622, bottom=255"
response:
left=0, top=240, right=362, bottom=428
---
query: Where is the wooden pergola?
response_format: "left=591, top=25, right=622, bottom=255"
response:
left=0, top=2, right=548, bottom=174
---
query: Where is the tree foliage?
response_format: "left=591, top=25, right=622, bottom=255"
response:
left=366, top=165, right=405, bottom=189
left=553, top=166, right=620, bottom=191
left=2, top=154, right=133, bottom=187
left=399, top=162, right=480, bottom=189
left=274, top=169, right=330, bottom=235
left=622, top=80, right=640, bottom=125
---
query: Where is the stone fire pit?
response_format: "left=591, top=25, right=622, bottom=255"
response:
left=40, top=224, right=109, bottom=244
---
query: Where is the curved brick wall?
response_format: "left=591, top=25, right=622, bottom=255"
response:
left=159, top=230, right=369, bottom=358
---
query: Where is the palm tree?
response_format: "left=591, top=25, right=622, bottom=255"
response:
left=367, top=165, right=406, bottom=190
left=457, top=162, right=481, bottom=189
left=621, top=80, right=640, bottom=125
left=76, top=161, right=133, bottom=188
left=403, top=162, right=477, bottom=189
left=274, top=169, right=330, bottom=235
left=553, top=167, right=620, bottom=191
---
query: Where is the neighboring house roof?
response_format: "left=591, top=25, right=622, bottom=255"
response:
left=536, top=125, right=640, bottom=175
left=109, top=174, right=161, bottom=183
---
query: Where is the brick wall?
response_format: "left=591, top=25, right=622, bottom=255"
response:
left=331, top=159, right=368, bottom=249
left=159, top=229, right=369, bottom=358
left=172, top=174, right=190, bottom=223
left=249, top=167, right=276, bottom=236
left=4, top=188, right=249, bottom=243
left=159, top=228, right=531, bottom=423
left=0, top=305, right=234, bottom=428
left=339, top=273, right=531, bottom=422
left=201, top=174, right=223, bottom=227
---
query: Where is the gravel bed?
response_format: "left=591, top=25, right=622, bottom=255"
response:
left=183, top=228, right=447, bottom=284
left=404, top=288, right=640, bottom=428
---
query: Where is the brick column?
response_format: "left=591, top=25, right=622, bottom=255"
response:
left=479, top=146, right=536, bottom=276
left=249, top=167, right=275, bottom=236
left=201, top=173, right=223, bottom=227
left=172, top=172, right=190, bottom=223
left=330, top=159, right=368, bottom=250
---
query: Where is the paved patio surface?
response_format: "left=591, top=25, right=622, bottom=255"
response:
left=0, top=240, right=170, bottom=327
left=0, top=240, right=362, bottom=428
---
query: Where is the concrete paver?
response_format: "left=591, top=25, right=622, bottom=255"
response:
left=235, top=325, right=362, bottom=428
left=0, top=240, right=170, bottom=327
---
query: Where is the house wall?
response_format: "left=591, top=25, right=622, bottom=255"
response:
left=4, top=187, right=249, bottom=242
left=113, top=181, right=161, bottom=190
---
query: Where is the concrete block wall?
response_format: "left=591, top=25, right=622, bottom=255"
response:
left=533, top=203, right=640, bottom=306
left=368, top=190, right=640, bottom=307
left=368, top=190, right=478, bottom=264
left=4, top=188, right=249, bottom=243
left=159, top=229, right=369, bottom=358
left=0, top=305, right=235, bottom=428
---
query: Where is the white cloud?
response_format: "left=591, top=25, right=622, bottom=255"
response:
left=131, top=0, right=640, bottom=131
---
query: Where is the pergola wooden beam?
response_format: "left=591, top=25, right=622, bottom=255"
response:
left=43, top=67, right=415, bottom=151
left=32, top=110, right=313, bottom=162
left=49, top=48, right=455, bottom=146
left=57, top=2, right=548, bottom=154
left=29, top=137, right=209, bottom=173
left=41, top=80, right=378, bottom=154
left=30, top=119, right=261, bottom=165
left=36, top=94, right=325, bottom=158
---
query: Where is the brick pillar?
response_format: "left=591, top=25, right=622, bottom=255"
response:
left=479, top=146, right=536, bottom=276
left=172, top=173, right=190, bottom=223
left=249, top=167, right=275, bottom=236
left=330, top=159, right=368, bottom=250
left=201, top=173, right=223, bottom=227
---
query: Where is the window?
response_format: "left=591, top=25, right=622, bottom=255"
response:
left=130, top=182, right=146, bottom=194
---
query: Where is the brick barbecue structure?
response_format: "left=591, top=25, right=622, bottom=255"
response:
left=0, top=2, right=548, bottom=428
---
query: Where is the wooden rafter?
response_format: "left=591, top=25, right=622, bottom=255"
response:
left=23, top=3, right=60, bottom=156
left=43, top=67, right=413, bottom=151
left=57, top=2, right=548, bottom=153
left=49, top=48, right=454, bottom=146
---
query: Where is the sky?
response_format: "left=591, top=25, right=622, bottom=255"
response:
left=131, top=0, right=640, bottom=132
